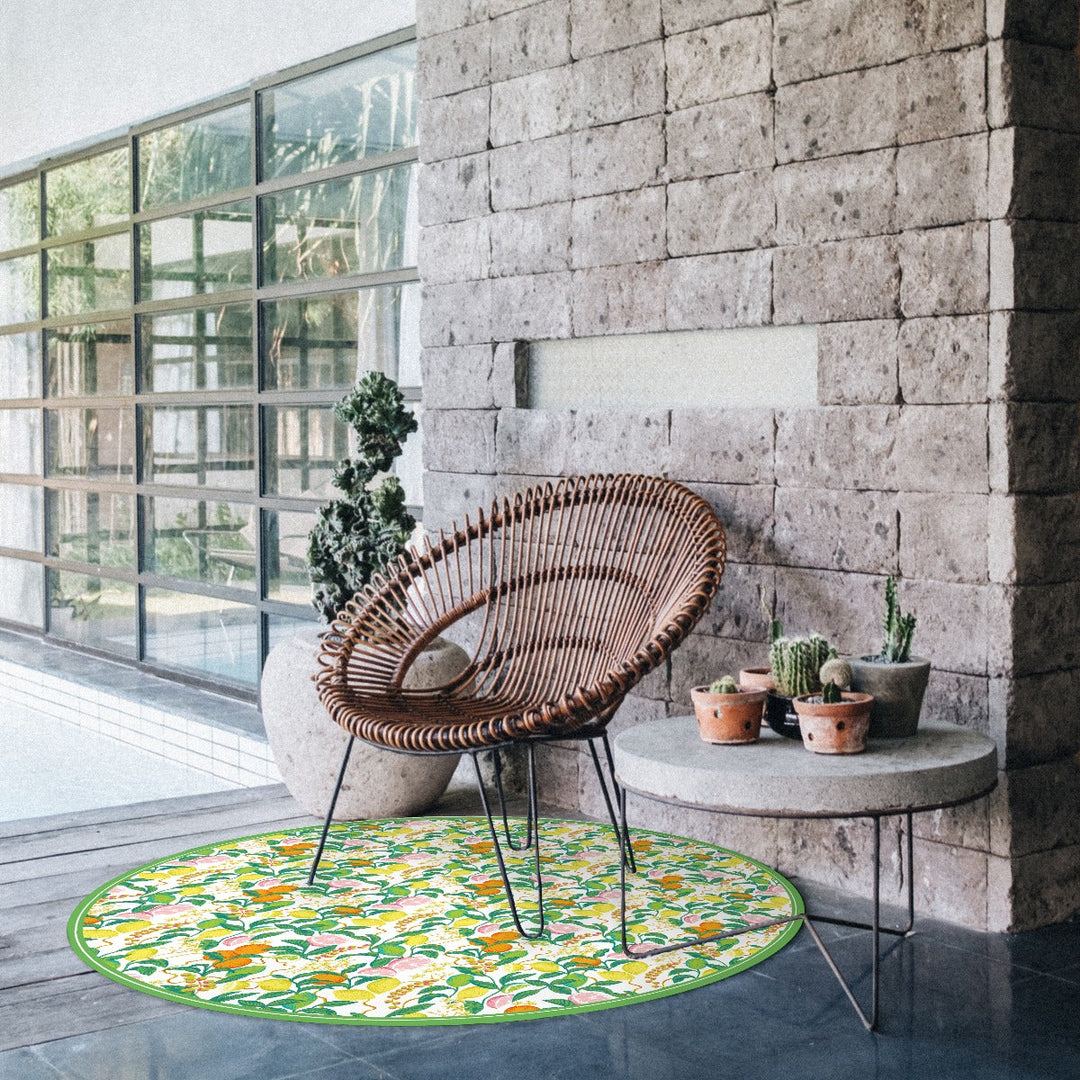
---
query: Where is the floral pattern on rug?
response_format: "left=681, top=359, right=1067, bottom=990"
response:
left=69, top=817, right=803, bottom=1024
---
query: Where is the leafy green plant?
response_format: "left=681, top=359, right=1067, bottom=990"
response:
left=880, top=576, right=917, bottom=662
left=769, top=634, right=836, bottom=698
left=307, top=371, right=417, bottom=623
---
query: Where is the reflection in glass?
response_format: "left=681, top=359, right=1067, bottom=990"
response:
left=45, top=147, right=129, bottom=237
left=143, top=496, right=255, bottom=591
left=0, top=332, right=42, bottom=398
left=47, top=490, right=134, bottom=568
left=0, top=178, right=39, bottom=251
left=46, top=407, right=134, bottom=479
left=48, top=569, right=136, bottom=655
left=266, top=611, right=316, bottom=651
left=139, top=104, right=251, bottom=210
left=261, top=44, right=417, bottom=179
left=263, top=282, right=419, bottom=390
left=0, top=254, right=40, bottom=325
left=260, top=163, right=416, bottom=285
left=0, top=483, right=42, bottom=550
left=0, top=555, right=44, bottom=627
left=47, top=234, right=131, bottom=317
left=144, top=586, right=257, bottom=687
left=140, top=201, right=252, bottom=301
left=143, top=405, right=255, bottom=490
left=262, top=405, right=349, bottom=499
left=0, top=409, right=42, bottom=474
left=141, top=304, right=253, bottom=392
left=263, top=509, right=314, bottom=603
left=47, top=321, right=133, bottom=397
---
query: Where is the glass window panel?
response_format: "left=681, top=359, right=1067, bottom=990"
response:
left=47, top=490, right=134, bottom=568
left=0, top=409, right=42, bottom=474
left=46, top=407, right=134, bottom=479
left=261, top=44, right=417, bottom=179
left=0, top=555, right=44, bottom=627
left=144, top=587, right=257, bottom=687
left=262, top=404, right=350, bottom=499
left=138, top=104, right=251, bottom=210
left=48, top=569, right=136, bottom=655
left=262, top=282, right=419, bottom=391
left=46, top=320, right=133, bottom=398
left=140, top=200, right=253, bottom=301
left=46, top=233, right=131, bottom=317
left=143, top=405, right=255, bottom=490
left=260, top=163, right=417, bottom=285
left=0, top=332, right=41, bottom=398
left=143, top=496, right=255, bottom=591
left=0, top=483, right=42, bottom=550
left=0, top=178, right=39, bottom=251
left=263, top=509, right=313, bottom=603
left=141, top=303, right=253, bottom=393
left=45, top=147, right=129, bottom=237
left=0, top=254, right=40, bottom=325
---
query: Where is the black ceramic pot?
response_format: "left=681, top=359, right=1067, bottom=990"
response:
left=764, top=691, right=801, bottom=738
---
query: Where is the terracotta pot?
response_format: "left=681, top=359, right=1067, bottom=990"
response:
left=691, top=685, right=766, bottom=744
left=792, top=692, right=873, bottom=755
left=738, top=666, right=775, bottom=692
left=848, top=656, right=931, bottom=738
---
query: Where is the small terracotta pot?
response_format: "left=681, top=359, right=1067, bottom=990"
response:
left=792, top=692, right=874, bottom=755
left=738, top=666, right=775, bottom=692
left=691, top=685, right=767, bottom=744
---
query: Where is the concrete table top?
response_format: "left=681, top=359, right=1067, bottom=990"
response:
left=614, top=717, right=998, bottom=819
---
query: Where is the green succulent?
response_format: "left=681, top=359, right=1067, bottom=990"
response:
left=881, top=576, right=917, bottom=663
left=769, top=634, right=836, bottom=698
left=708, top=676, right=740, bottom=694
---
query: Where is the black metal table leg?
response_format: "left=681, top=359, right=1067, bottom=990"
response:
left=306, top=735, right=355, bottom=886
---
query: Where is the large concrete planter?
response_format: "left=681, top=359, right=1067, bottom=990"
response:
left=261, top=626, right=469, bottom=820
left=847, top=656, right=931, bottom=738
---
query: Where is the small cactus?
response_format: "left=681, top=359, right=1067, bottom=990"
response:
left=759, top=585, right=784, bottom=644
left=881, top=576, right=917, bottom=663
left=769, top=634, right=836, bottom=698
left=820, top=657, right=853, bottom=691
left=709, top=676, right=740, bottom=694
left=821, top=681, right=843, bottom=705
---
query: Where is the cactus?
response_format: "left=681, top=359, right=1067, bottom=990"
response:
left=759, top=585, right=784, bottom=644
left=709, top=676, right=740, bottom=694
left=822, top=681, right=843, bottom=704
left=820, top=657, right=853, bottom=691
left=769, top=634, right=836, bottom=698
left=881, top=576, right=917, bottom=662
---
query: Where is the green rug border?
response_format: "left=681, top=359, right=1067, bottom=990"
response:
left=67, top=816, right=805, bottom=1026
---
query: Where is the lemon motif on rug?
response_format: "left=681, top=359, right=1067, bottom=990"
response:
left=69, top=817, right=803, bottom=1025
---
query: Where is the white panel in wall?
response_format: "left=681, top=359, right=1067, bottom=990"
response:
left=528, top=327, right=819, bottom=409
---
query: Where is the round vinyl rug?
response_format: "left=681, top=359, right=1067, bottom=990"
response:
left=69, top=817, right=803, bottom=1025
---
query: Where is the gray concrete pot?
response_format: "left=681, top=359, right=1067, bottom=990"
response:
left=847, top=655, right=931, bottom=738
left=261, top=625, right=469, bottom=820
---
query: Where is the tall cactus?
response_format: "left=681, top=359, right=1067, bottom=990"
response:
left=769, top=634, right=836, bottom=698
left=880, top=576, right=917, bottom=662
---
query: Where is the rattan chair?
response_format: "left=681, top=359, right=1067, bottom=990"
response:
left=308, top=473, right=726, bottom=937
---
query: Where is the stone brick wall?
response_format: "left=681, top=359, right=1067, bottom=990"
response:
left=414, top=0, right=1080, bottom=931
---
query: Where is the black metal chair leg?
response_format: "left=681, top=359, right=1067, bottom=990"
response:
left=472, top=743, right=545, bottom=939
left=306, top=735, right=354, bottom=886
left=491, top=747, right=534, bottom=851
left=588, top=733, right=637, bottom=874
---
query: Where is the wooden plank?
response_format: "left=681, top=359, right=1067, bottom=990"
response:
left=0, top=945, right=88, bottom=992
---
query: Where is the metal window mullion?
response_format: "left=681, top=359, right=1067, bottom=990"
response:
left=253, top=145, right=418, bottom=199
left=255, top=266, right=419, bottom=305
left=37, top=166, right=49, bottom=631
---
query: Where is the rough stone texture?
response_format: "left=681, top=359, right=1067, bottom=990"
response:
left=993, top=758, right=1080, bottom=858
left=693, top=482, right=775, bottom=565
left=991, top=845, right=1080, bottom=932
left=571, top=115, right=665, bottom=199
left=775, top=407, right=900, bottom=491
left=992, top=403, right=1080, bottom=494
left=422, top=472, right=499, bottom=533
left=669, top=407, right=774, bottom=484
left=418, top=218, right=490, bottom=286
left=571, top=262, right=667, bottom=335
left=495, top=408, right=575, bottom=475
left=420, top=280, right=492, bottom=347
left=991, top=220, right=1080, bottom=313
left=666, top=250, right=772, bottom=329
left=490, top=135, right=571, bottom=210
left=988, top=40, right=1080, bottom=134
left=772, top=566, right=882, bottom=654
left=489, top=203, right=571, bottom=277
left=661, top=0, right=769, bottom=36
left=563, top=409, right=670, bottom=476
left=667, top=93, right=773, bottom=182
left=570, top=0, right=662, bottom=59
left=417, top=21, right=491, bottom=100
left=896, top=405, right=989, bottom=494
left=668, top=632, right=771, bottom=705
left=419, top=86, right=490, bottom=164
left=570, top=40, right=665, bottom=127
left=490, top=0, right=571, bottom=83
left=490, top=271, right=573, bottom=340
left=418, top=153, right=490, bottom=227
left=988, top=127, right=1080, bottom=222
left=817, top=320, right=900, bottom=406
left=422, top=343, right=524, bottom=411
left=490, top=66, right=574, bottom=146
left=665, top=15, right=772, bottom=110
left=668, top=171, right=774, bottom=255
left=570, top=189, right=666, bottom=268
left=416, top=0, right=486, bottom=38
left=693, top=560, right=773, bottom=642
left=986, top=0, right=1079, bottom=47
left=422, top=409, right=498, bottom=474
left=900, top=223, right=990, bottom=316
left=899, top=492, right=989, bottom=584
left=897, top=134, right=989, bottom=229
left=898, top=48, right=987, bottom=144
left=898, top=315, right=988, bottom=404
left=989, top=670, right=1080, bottom=769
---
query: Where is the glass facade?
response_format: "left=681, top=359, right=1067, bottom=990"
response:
left=0, top=31, right=419, bottom=695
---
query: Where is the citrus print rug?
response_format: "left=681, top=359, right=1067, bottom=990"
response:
left=68, top=817, right=803, bottom=1025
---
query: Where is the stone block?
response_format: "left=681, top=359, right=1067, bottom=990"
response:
left=694, top=560, right=773, bottom=642
left=535, top=743, right=581, bottom=809
left=418, top=219, right=490, bottom=285
left=692, top=482, right=775, bottom=566
left=422, top=409, right=497, bottom=474
left=990, top=670, right=1080, bottom=769
left=490, top=135, right=572, bottom=211
left=665, top=14, right=772, bottom=111
left=896, top=404, right=989, bottom=494
left=992, top=758, right=1080, bottom=858
left=422, top=345, right=497, bottom=409
left=490, top=66, right=574, bottom=146
left=890, top=578, right=990, bottom=676
left=490, top=271, right=573, bottom=340
left=634, top=655, right=671, bottom=701
left=912, top=839, right=990, bottom=928
left=899, top=492, right=989, bottom=584
left=564, top=409, right=670, bottom=476
left=899, top=223, right=989, bottom=317
left=986, top=0, right=1080, bottom=48
left=489, top=203, right=571, bottom=277
left=495, top=408, right=574, bottom=475
left=774, top=237, right=901, bottom=324
left=990, top=845, right=1080, bottom=931
left=990, top=220, right=1080, bottom=313
left=920, top=669, right=991, bottom=736
left=669, top=407, right=775, bottom=484
left=417, top=22, right=491, bottom=101
left=571, top=115, right=664, bottom=199
left=1011, top=493, right=1080, bottom=584
left=419, top=87, right=490, bottom=164
left=775, top=65, right=900, bottom=164
left=774, top=149, right=895, bottom=246
left=666, top=250, right=772, bottom=329
left=571, top=262, right=667, bottom=335
left=422, top=472, right=499, bottom=532
left=490, top=0, right=543, bottom=15
left=775, top=406, right=900, bottom=491
left=897, top=134, right=989, bottom=230
left=898, top=314, right=989, bottom=404
left=912, top=779, right=991, bottom=854
left=416, top=0, right=486, bottom=38
left=569, top=0, right=662, bottom=59
left=604, top=692, right=668, bottom=743
left=994, top=402, right=1080, bottom=494
left=988, top=39, right=1080, bottom=133
left=420, top=280, right=492, bottom=347
left=666, top=92, right=773, bottom=181
left=817, top=320, right=900, bottom=407
left=418, top=154, right=490, bottom=228
left=490, top=0, right=571, bottom=82
left=898, top=47, right=988, bottom=145
left=662, top=0, right=768, bottom=36
left=492, top=341, right=528, bottom=407
left=772, top=566, right=883, bottom=654
left=988, top=311, right=1080, bottom=403
left=668, top=170, right=775, bottom=256
left=570, top=189, right=666, bottom=268
left=571, top=40, right=665, bottom=128
left=774, top=488, right=899, bottom=576
left=988, top=127, right=1080, bottom=222
left=1009, top=580, right=1080, bottom=675
left=669, top=632, right=770, bottom=704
